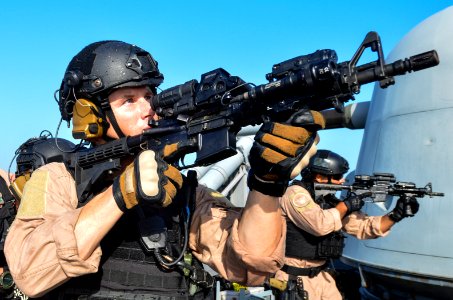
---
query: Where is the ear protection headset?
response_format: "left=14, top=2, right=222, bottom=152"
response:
left=59, top=70, right=107, bottom=140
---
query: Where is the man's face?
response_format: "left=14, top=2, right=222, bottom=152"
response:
left=106, top=86, right=157, bottom=138
left=329, top=176, right=345, bottom=185
left=314, top=173, right=345, bottom=185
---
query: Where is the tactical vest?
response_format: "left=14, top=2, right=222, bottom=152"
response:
left=34, top=186, right=213, bottom=300
left=285, top=180, right=345, bottom=260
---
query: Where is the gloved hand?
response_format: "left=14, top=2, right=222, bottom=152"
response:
left=248, top=109, right=325, bottom=197
left=343, top=193, right=365, bottom=214
left=112, top=150, right=183, bottom=211
left=388, top=195, right=420, bottom=222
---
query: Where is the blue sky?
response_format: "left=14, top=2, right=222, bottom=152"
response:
left=1, top=1, right=452, bottom=172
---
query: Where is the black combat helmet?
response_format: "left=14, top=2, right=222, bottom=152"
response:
left=10, top=135, right=76, bottom=201
left=15, top=136, right=76, bottom=176
left=58, top=41, right=164, bottom=139
left=305, top=149, right=349, bottom=178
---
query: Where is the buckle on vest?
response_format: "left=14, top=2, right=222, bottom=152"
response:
left=190, top=268, right=214, bottom=289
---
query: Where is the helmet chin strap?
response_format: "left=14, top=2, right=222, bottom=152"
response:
left=105, top=109, right=125, bottom=139
left=99, top=96, right=125, bottom=139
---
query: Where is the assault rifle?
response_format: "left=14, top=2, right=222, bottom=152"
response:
left=314, top=172, right=444, bottom=203
left=69, top=32, right=439, bottom=202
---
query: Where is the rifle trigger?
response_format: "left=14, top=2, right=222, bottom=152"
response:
left=140, top=142, right=147, bottom=151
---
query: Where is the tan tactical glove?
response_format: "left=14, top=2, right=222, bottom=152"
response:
left=112, top=150, right=183, bottom=211
left=248, top=109, right=325, bottom=196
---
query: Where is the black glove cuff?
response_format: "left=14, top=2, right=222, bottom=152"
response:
left=388, top=211, right=402, bottom=223
left=343, top=201, right=353, bottom=216
left=247, top=170, right=287, bottom=197
left=112, top=176, right=127, bottom=212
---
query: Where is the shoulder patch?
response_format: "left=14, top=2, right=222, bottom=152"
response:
left=292, top=194, right=310, bottom=208
left=290, top=192, right=311, bottom=208
left=288, top=190, right=316, bottom=213
left=16, top=169, right=49, bottom=218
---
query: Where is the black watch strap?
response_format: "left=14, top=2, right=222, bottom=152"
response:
left=112, top=176, right=127, bottom=212
left=388, top=211, right=402, bottom=222
left=247, top=170, right=287, bottom=197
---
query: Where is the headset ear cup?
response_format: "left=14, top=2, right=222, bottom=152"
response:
left=64, top=70, right=82, bottom=87
left=72, top=99, right=107, bottom=140
left=59, top=70, right=84, bottom=122
left=59, top=81, right=72, bottom=122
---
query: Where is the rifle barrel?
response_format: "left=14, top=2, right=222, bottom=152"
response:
left=356, top=50, right=439, bottom=85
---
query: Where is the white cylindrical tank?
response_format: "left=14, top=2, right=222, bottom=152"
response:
left=342, top=6, right=453, bottom=298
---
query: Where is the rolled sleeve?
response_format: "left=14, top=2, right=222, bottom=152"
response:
left=53, top=209, right=102, bottom=277
left=4, top=163, right=101, bottom=297
left=342, top=212, right=389, bottom=239
left=189, top=185, right=284, bottom=286
left=225, top=217, right=285, bottom=286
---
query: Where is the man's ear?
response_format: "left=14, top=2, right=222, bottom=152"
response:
left=314, top=173, right=328, bottom=183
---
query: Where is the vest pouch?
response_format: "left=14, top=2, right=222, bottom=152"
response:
left=316, top=231, right=345, bottom=259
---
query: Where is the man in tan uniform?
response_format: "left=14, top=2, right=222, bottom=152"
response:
left=4, top=41, right=324, bottom=299
left=273, top=150, right=420, bottom=300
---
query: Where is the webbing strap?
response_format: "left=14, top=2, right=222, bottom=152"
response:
left=282, top=263, right=328, bottom=278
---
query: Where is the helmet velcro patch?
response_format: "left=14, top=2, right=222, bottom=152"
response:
left=16, top=169, right=49, bottom=218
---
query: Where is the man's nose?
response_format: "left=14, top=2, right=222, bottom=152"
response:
left=139, top=97, right=153, bottom=112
